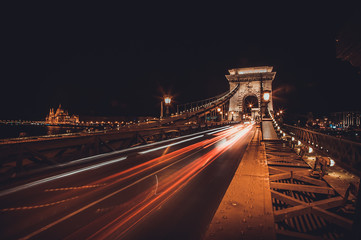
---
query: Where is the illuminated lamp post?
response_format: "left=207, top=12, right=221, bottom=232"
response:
left=263, top=90, right=271, bottom=118
left=164, top=96, right=171, bottom=117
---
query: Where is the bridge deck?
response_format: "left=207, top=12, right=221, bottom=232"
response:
left=205, top=126, right=276, bottom=239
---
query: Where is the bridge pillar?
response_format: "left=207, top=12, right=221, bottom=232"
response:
left=225, top=66, right=276, bottom=121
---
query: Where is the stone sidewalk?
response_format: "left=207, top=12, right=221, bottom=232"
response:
left=204, top=126, right=275, bottom=240
left=262, top=119, right=278, bottom=141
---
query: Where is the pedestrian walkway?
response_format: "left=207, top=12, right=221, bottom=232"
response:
left=262, top=119, right=278, bottom=141
left=204, top=126, right=275, bottom=239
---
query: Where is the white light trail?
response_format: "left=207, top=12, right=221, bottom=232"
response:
left=0, top=157, right=127, bottom=197
left=206, top=127, right=232, bottom=135
left=138, top=135, right=204, bottom=154
left=56, top=126, right=231, bottom=168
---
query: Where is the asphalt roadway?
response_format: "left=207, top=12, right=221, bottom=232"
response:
left=0, top=123, right=255, bottom=240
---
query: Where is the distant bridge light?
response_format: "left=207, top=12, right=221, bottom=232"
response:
left=298, top=140, right=301, bottom=145
left=217, top=108, right=221, bottom=112
left=330, top=159, right=335, bottom=167
left=309, top=147, right=313, bottom=153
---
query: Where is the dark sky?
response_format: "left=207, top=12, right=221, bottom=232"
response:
left=1, top=3, right=361, bottom=120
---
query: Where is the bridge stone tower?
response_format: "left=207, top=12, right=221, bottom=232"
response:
left=226, top=66, right=276, bottom=121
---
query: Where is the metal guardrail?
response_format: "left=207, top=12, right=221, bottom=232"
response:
left=281, top=124, right=361, bottom=175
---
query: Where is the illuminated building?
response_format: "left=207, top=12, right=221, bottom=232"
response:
left=45, top=104, right=79, bottom=125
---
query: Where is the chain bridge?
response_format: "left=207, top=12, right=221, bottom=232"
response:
left=0, top=66, right=360, bottom=240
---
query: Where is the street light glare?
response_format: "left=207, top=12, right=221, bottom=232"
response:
left=164, top=97, right=171, bottom=104
left=263, top=92, right=270, bottom=101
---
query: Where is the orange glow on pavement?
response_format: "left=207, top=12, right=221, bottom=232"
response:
left=85, top=124, right=254, bottom=239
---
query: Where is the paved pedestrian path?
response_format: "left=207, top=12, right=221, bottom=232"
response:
left=262, top=119, right=278, bottom=141
left=204, top=126, right=275, bottom=240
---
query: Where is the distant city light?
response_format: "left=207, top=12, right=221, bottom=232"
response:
left=297, top=140, right=301, bottom=145
left=309, top=147, right=313, bottom=153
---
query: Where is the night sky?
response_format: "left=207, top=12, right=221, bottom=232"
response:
left=2, top=3, right=361, bottom=120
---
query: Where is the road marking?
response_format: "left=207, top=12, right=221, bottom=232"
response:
left=1, top=196, right=79, bottom=212
left=154, top=175, right=159, bottom=195
left=0, top=157, right=127, bottom=198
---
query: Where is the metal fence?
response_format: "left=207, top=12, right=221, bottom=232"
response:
left=282, top=124, right=361, bottom=175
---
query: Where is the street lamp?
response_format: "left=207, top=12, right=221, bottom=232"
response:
left=263, top=91, right=270, bottom=102
left=164, top=96, right=171, bottom=117
left=164, top=97, right=171, bottom=104
left=263, top=90, right=271, bottom=118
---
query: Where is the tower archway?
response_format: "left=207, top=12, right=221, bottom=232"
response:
left=225, top=66, right=276, bottom=121
left=243, top=95, right=258, bottom=113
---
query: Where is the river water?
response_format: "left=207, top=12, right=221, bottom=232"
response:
left=0, top=124, right=86, bottom=139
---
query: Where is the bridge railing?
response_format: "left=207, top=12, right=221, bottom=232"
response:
left=281, top=124, right=361, bottom=175
left=0, top=121, right=235, bottom=180
left=158, top=84, right=239, bottom=125
left=176, top=91, right=229, bottom=114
